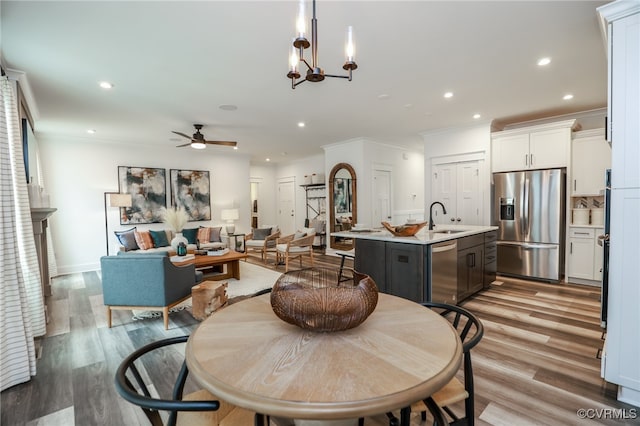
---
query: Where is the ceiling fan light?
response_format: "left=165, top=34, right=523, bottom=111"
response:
left=191, top=142, right=206, bottom=149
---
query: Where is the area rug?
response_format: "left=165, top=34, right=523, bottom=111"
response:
left=132, top=261, right=283, bottom=320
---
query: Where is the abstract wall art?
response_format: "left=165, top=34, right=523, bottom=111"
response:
left=118, top=166, right=166, bottom=224
left=170, top=169, right=211, bottom=221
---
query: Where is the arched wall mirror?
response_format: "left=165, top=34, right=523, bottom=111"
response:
left=329, top=163, right=357, bottom=250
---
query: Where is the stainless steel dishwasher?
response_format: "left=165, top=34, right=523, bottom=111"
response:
left=429, top=239, right=458, bottom=304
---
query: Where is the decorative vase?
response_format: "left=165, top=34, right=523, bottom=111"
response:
left=171, top=232, right=189, bottom=253
left=270, top=267, right=378, bottom=332
left=177, top=242, right=187, bottom=256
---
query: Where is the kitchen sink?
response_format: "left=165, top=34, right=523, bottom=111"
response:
left=434, top=229, right=466, bottom=234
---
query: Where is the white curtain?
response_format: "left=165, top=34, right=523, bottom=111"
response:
left=0, top=76, right=46, bottom=391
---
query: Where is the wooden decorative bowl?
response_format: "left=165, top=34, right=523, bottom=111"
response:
left=270, top=268, right=378, bottom=332
left=381, top=221, right=428, bottom=237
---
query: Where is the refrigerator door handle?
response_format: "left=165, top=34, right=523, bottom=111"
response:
left=519, top=177, right=526, bottom=236
left=523, top=177, right=530, bottom=238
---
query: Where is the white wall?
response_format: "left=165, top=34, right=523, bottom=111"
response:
left=38, top=135, right=252, bottom=274
left=324, top=138, right=424, bottom=228
left=276, top=153, right=325, bottom=230
left=421, top=123, right=492, bottom=225
left=249, top=164, right=278, bottom=228
left=363, top=141, right=425, bottom=224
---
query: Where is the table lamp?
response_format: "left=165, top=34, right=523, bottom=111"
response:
left=221, top=208, right=239, bottom=235
left=104, top=192, right=133, bottom=255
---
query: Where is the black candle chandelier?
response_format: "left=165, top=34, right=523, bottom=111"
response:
left=286, top=0, right=358, bottom=89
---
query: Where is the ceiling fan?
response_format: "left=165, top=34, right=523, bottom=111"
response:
left=172, top=124, right=237, bottom=149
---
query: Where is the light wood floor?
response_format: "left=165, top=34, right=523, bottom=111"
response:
left=1, top=252, right=637, bottom=425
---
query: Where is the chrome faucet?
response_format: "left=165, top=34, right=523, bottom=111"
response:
left=428, top=202, right=447, bottom=230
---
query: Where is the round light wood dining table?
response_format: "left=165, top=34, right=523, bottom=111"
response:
left=185, top=293, right=462, bottom=425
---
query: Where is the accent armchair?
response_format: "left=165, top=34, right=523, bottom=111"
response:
left=245, top=226, right=281, bottom=263
left=101, top=252, right=200, bottom=330
left=275, top=228, right=316, bottom=272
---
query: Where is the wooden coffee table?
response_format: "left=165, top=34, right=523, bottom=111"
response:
left=173, top=250, right=248, bottom=280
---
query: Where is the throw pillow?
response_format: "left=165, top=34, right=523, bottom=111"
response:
left=252, top=227, right=272, bottom=240
left=294, top=231, right=307, bottom=240
left=149, top=229, right=169, bottom=247
left=209, top=226, right=222, bottom=243
left=197, top=227, right=211, bottom=244
left=114, top=227, right=139, bottom=251
left=182, top=228, right=198, bottom=245
left=134, top=231, right=154, bottom=250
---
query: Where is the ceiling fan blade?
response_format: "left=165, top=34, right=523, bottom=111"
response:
left=172, top=131, right=193, bottom=140
left=175, top=142, right=192, bottom=147
left=204, top=140, right=238, bottom=147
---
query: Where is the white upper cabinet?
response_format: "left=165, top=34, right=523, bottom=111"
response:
left=609, top=7, right=640, bottom=190
left=491, top=120, right=576, bottom=173
left=571, top=129, right=612, bottom=196
left=491, top=133, right=529, bottom=172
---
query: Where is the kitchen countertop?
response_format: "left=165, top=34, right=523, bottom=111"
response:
left=331, top=224, right=498, bottom=245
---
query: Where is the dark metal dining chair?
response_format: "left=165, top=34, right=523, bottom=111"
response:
left=115, top=335, right=268, bottom=426
left=385, top=302, right=484, bottom=426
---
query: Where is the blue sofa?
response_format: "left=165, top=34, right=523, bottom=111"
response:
left=100, top=252, right=202, bottom=330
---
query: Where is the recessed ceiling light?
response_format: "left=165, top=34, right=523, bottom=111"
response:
left=298, top=122, right=305, bottom=128
left=404, top=103, right=413, bottom=109
left=537, top=57, right=551, bottom=66
left=219, top=104, right=238, bottom=111
left=424, top=112, right=433, bottom=116
left=233, top=146, right=238, bottom=150
left=98, top=81, right=113, bottom=89
left=444, top=92, right=453, bottom=99
left=87, top=129, right=96, bottom=134
left=266, top=158, right=271, bottom=162
left=563, top=94, right=574, bottom=100
left=473, top=114, right=481, bottom=119
left=377, top=94, right=390, bottom=100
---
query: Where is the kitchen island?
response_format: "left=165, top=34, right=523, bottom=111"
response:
left=332, top=224, right=498, bottom=304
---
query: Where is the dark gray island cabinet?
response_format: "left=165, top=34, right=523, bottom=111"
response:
left=343, top=226, right=498, bottom=304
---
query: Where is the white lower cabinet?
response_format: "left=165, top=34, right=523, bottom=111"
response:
left=567, top=227, right=604, bottom=284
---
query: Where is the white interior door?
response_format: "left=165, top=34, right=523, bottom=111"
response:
left=278, top=179, right=296, bottom=235
left=456, top=162, right=481, bottom=225
left=373, top=169, right=392, bottom=226
left=432, top=160, right=482, bottom=225
left=432, top=164, right=456, bottom=224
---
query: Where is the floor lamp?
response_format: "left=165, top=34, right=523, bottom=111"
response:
left=104, top=192, right=132, bottom=255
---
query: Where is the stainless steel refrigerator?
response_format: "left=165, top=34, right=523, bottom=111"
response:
left=492, top=169, right=566, bottom=282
